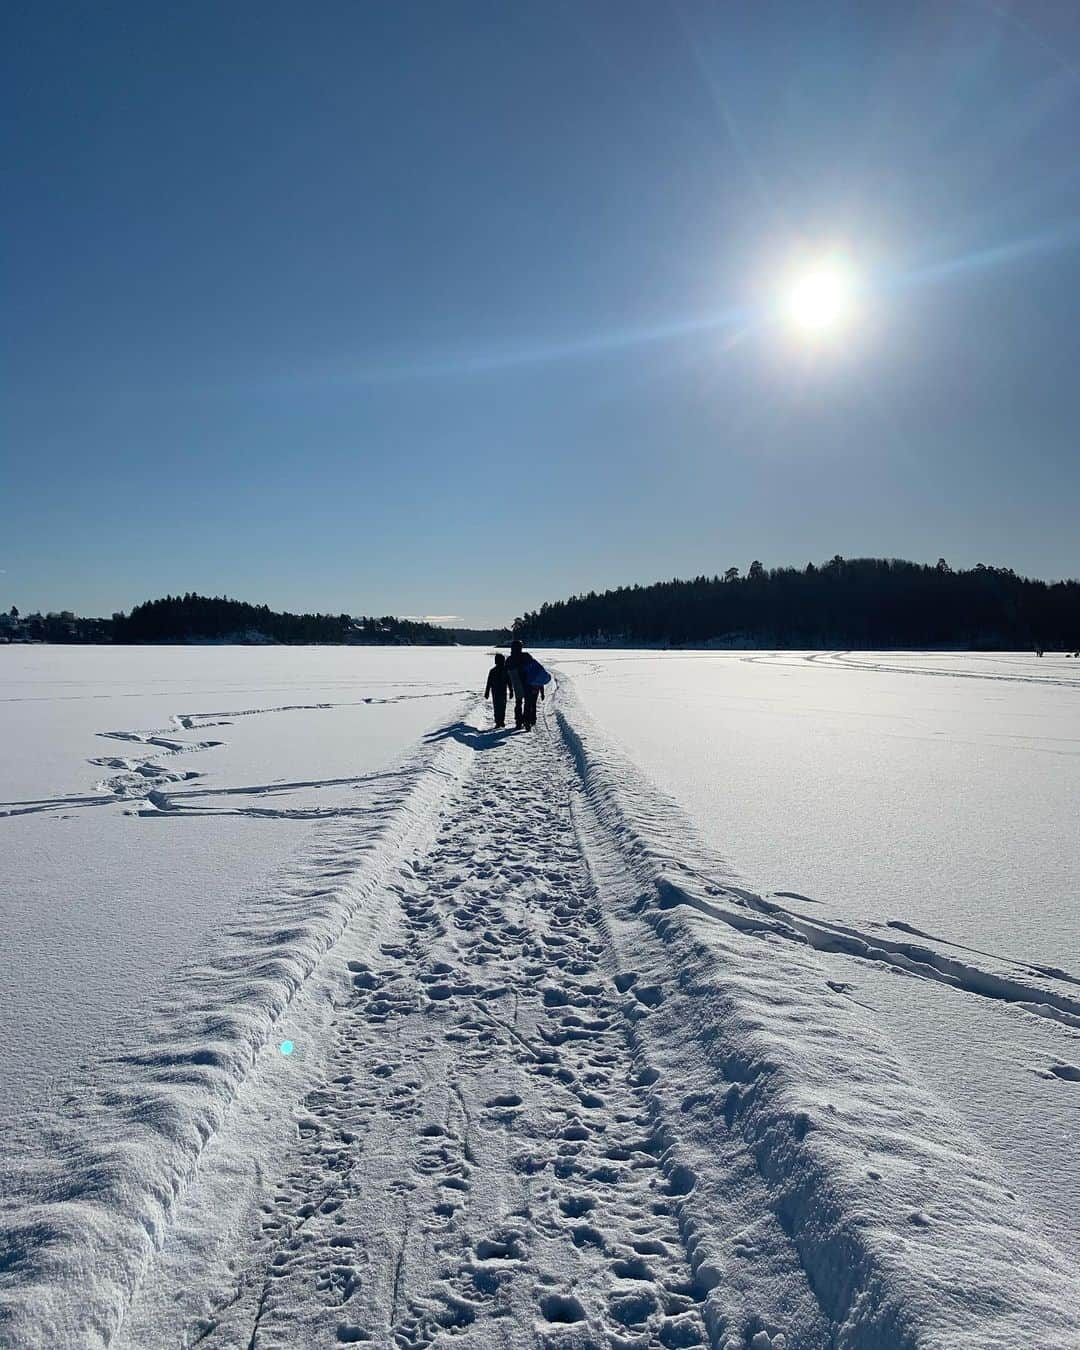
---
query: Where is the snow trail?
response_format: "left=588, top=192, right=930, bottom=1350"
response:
left=162, top=719, right=712, bottom=1349
left=0, top=706, right=477, bottom=1350
left=556, top=686, right=1080, bottom=1348
left=17, top=675, right=1077, bottom=1348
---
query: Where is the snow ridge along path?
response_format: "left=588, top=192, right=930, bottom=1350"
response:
left=113, top=687, right=1080, bottom=1349
left=0, top=700, right=479, bottom=1349
left=122, top=714, right=714, bottom=1350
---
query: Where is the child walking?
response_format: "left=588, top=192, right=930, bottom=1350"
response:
left=484, top=652, right=513, bottom=728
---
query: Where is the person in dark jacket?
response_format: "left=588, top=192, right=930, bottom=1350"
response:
left=522, top=671, right=545, bottom=730
left=484, top=652, right=512, bottom=728
left=520, top=651, right=550, bottom=730
left=505, top=639, right=527, bottom=729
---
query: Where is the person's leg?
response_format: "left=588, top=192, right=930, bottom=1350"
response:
left=493, top=694, right=506, bottom=727
left=511, top=673, right=524, bottom=728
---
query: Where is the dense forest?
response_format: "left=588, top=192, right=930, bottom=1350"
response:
left=513, top=557, right=1080, bottom=650
left=0, top=595, right=463, bottom=645
left=111, top=595, right=458, bottom=644
left=7, top=562, right=1079, bottom=649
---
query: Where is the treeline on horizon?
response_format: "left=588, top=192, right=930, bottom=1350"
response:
left=8, top=559, right=1079, bottom=649
left=513, top=556, right=1080, bottom=649
left=113, top=595, right=459, bottom=644
left=0, top=594, right=505, bottom=645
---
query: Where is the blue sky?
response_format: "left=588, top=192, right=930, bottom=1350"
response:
left=4, top=1, right=1080, bottom=626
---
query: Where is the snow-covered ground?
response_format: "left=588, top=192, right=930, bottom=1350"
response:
left=561, top=650, right=1079, bottom=963
left=1, top=648, right=1077, bottom=1348
left=562, top=649, right=1080, bottom=1269
left=1, top=646, right=477, bottom=1119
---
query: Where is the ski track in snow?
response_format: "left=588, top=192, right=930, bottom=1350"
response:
left=742, top=650, right=1080, bottom=690
left=0, top=691, right=473, bottom=819
left=177, top=725, right=712, bottom=1350
left=5, top=675, right=1080, bottom=1348
left=668, top=878, right=1080, bottom=1030
left=115, top=697, right=1077, bottom=1350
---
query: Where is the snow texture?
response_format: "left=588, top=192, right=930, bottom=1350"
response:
left=563, top=649, right=1080, bottom=1270
left=0, top=646, right=477, bottom=1115
left=1, top=649, right=1077, bottom=1348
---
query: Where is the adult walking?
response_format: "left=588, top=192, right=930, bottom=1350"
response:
left=506, top=640, right=552, bottom=730
left=522, top=666, right=545, bottom=730
left=505, top=639, right=527, bottom=730
left=521, top=649, right=553, bottom=730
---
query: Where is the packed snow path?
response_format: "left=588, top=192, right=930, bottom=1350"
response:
left=3, top=667, right=1066, bottom=1347
left=190, top=721, right=712, bottom=1349
left=107, top=690, right=1080, bottom=1350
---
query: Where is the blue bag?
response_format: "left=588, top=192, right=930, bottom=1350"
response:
left=522, top=657, right=551, bottom=687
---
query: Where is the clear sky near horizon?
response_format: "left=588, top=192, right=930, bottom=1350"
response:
left=4, top=1, right=1080, bottom=627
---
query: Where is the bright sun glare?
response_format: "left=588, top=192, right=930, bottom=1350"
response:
left=786, top=258, right=859, bottom=335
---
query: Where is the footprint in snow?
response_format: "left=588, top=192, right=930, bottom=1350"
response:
left=483, top=1093, right=523, bottom=1116
left=539, top=1292, right=586, bottom=1324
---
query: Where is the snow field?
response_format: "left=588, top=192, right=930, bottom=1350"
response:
left=560, top=649, right=1080, bottom=1271
left=3, top=649, right=1078, bottom=1347
left=0, top=711, right=480, bottom=1348
left=120, top=716, right=714, bottom=1348
left=0, top=647, right=478, bottom=1113
left=112, top=686, right=1079, bottom=1348
left=559, top=648, right=1080, bottom=964
left=557, top=683, right=1080, bottom=1346
left=0, top=647, right=481, bottom=1346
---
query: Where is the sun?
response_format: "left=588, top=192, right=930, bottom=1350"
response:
left=785, top=257, right=859, bottom=335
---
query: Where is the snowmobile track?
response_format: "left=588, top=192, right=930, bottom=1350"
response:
left=191, top=715, right=712, bottom=1349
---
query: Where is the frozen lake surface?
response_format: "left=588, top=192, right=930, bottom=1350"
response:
left=564, top=648, right=1080, bottom=1267
left=2, top=646, right=1077, bottom=1348
left=0, top=646, right=478, bottom=1115
left=562, top=648, right=1079, bottom=966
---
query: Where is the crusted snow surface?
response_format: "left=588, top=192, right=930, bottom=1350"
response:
left=559, top=649, right=1080, bottom=1268
left=116, top=714, right=720, bottom=1350
left=554, top=681, right=1079, bottom=1346
left=107, top=688, right=1079, bottom=1348
left=0, top=647, right=478, bottom=1346
left=3, top=655, right=1078, bottom=1347
left=0, top=646, right=477, bottom=1114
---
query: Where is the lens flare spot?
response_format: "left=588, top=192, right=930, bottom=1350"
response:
left=279, top=1040, right=294, bottom=1056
